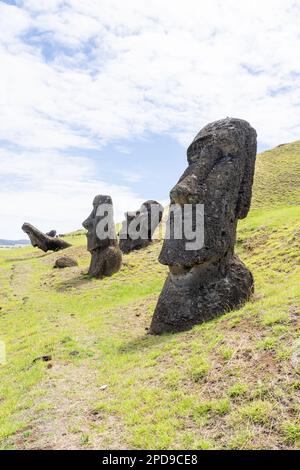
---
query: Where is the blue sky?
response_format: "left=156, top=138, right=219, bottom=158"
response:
left=0, top=0, right=300, bottom=238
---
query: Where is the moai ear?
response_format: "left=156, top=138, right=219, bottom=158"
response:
left=236, top=129, right=257, bottom=219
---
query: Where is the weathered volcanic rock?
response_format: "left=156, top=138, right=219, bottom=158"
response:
left=82, top=195, right=122, bottom=278
left=150, top=117, right=257, bottom=334
left=22, top=223, right=71, bottom=252
left=54, top=256, right=78, bottom=268
left=119, top=200, right=163, bottom=254
left=46, top=230, right=57, bottom=237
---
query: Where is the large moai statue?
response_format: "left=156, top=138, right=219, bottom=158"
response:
left=150, top=118, right=257, bottom=334
left=119, top=200, right=163, bottom=254
left=22, top=223, right=71, bottom=252
left=82, top=195, right=122, bottom=278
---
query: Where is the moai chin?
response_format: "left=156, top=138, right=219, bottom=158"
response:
left=119, top=200, right=163, bottom=254
left=150, top=118, right=257, bottom=334
left=82, top=195, right=122, bottom=278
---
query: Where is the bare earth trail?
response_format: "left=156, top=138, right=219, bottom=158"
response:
left=14, top=362, right=126, bottom=450
left=1, top=250, right=129, bottom=450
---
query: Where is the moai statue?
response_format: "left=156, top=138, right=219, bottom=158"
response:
left=150, top=118, right=257, bottom=334
left=22, top=223, right=71, bottom=252
left=46, top=230, right=57, bottom=237
left=119, top=200, right=163, bottom=254
left=82, top=195, right=122, bottom=278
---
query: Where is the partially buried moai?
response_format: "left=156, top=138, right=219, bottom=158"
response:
left=22, top=223, right=71, bottom=252
left=150, top=118, right=257, bottom=334
left=82, top=195, right=122, bottom=278
left=119, top=200, right=163, bottom=254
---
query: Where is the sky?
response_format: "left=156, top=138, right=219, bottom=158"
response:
left=1, top=0, right=300, bottom=239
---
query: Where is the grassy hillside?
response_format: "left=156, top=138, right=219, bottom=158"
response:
left=0, top=142, right=299, bottom=450
left=252, top=140, right=300, bottom=209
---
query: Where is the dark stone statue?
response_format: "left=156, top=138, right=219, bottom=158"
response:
left=82, top=195, right=122, bottom=278
left=22, top=223, right=71, bottom=252
left=150, top=118, right=257, bottom=334
left=119, top=200, right=163, bottom=254
left=46, top=230, right=57, bottom=237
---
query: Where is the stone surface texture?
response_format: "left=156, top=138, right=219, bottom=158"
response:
left=54, top=256, right=78, bottom=268
left=150, top=117, right=257, bottom=334
left=22, top=223, right=71, bottom=252
left=119, top=200, right=163, bottom=254
left=82, top=195, right=122, bottom=278
left=46, top=230, right=57, bottom=237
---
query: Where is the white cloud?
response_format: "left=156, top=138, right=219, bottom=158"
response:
left=0, top=148, right=144, bottom=238
left=1, top=0, right=300, bottom=150
left=1, top=0, right=300, bottom=237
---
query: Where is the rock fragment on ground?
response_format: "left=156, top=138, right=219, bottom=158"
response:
left=54, top=256, right=78, bottom=269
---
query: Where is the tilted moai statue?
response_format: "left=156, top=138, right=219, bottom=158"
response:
left=119, top=200, right=164, bottom=254
left=22, top=223, right=71, bottom=252
left=82, top=195, right=122, bottom=278
left=150, top=118, right=257, bottom=334
left=46, top=230, right=57, bottom=237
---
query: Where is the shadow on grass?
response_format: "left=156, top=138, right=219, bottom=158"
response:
left=5, top=252, right=50, bottom=263
left=118, top=332, right=172, bottom=354
left=55, top=272, right=95, bottom=291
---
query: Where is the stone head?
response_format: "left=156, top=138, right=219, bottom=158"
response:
left=82, top=195, right=115, bottom=252
left=160, top=118, right=257, bottom=266
left=124, top=200, right=163, bottom=240
left=22, top=222, right=44, bottom=248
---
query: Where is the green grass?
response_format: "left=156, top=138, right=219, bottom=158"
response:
left=234, top=400, right=274, bottom=425
left=228, top=383, right=248, bottom=398
left=0, top=141, right=299, bottom=449
left=282, top=422, right=300, bottom=445
left=252, top=139, right=300, bottom=210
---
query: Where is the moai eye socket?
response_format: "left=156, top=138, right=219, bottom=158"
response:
left=187, top=134, right=212, bottom=164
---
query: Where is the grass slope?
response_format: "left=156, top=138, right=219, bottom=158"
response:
left=0, top=142, right=299, bottom=450
left=252, top=140, right=300, bottom=209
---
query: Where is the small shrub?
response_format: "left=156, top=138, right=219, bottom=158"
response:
left=194, top=398, right=230, bottom=417
left=219, top=347, right=234, bottom=361
left=257, top=336, right=277, bottom=350
left=282, top=422, right=300, bottom=445
left=237, top=400, right=273, bottom=424
left=189, top=357, right=211, bottom=382
left=228, top=382, right=248, bottom=398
